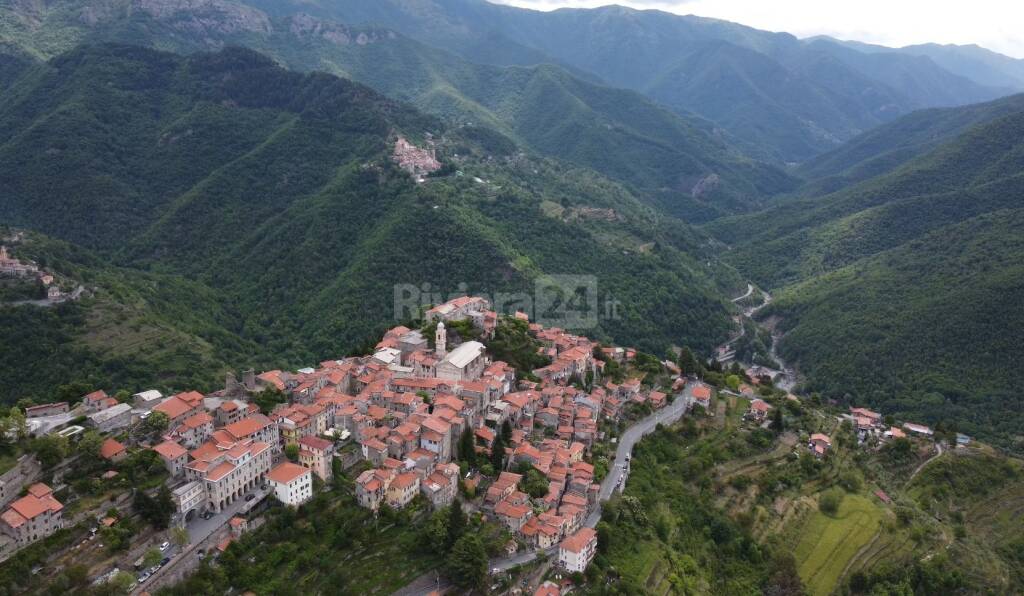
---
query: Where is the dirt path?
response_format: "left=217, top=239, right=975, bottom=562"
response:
left=908, top=443, right=944, bottom=484
left=719, top=432, right=798, bottom=480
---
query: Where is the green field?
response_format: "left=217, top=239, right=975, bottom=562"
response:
left=793, top=494, right=883, bottom=596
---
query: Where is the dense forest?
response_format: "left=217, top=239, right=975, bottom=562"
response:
left=719, top=104, right=1024, bottom=451
left=0, top=44, right=743, bottom=404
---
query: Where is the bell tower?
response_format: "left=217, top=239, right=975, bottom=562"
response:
left=435, top=322, right=447, bottom=357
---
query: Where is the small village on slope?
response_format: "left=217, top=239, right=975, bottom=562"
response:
left=0, top=291, right=959, bottom=595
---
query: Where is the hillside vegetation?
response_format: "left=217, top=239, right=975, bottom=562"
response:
left=0, top=43, right=743, bottom=403
left=0, top=0, right=797, bottom=221
left=295, top=0, right=1008, bottom=162
left=711, top=101, right=1024, bottom=451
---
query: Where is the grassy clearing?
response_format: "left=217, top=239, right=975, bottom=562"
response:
left=793, top=494, right=883, bottom=596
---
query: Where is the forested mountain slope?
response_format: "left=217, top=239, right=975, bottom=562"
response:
left=287, top=0, right=1010, bottom=162
left=0, top=44, right=742, bottom=405
left=710, top=104, right=1024, bottom=449
left=766, top=209, right=1024, bottom=448
left=712, top=107, right=1024, bottom=285
left=0, top=232, right=265, bottom=403
left=0, top=0, right=797, bottom=220
left=798, top=93, right=1024, bottom=194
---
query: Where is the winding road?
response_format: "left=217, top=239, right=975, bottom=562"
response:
left=393, top=384, right=699, bottom=594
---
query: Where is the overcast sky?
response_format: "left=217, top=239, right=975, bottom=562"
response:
left=491, top=0, right=1024, bottom=59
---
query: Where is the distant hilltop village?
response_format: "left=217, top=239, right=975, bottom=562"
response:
left=0, top=243, right=80, bottom=303
left=0, top=294, right=688, bottom=577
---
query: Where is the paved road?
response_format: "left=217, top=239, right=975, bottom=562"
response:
left=395, top=385, right=698, bottom=592
left=587, top=384, right=694, bottom=525
left=490, top=384, right=697, bottom=573
left=132, top=487, right=269, bottom=595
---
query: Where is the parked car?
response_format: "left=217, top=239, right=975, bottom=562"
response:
left=161, top=557, right=170, bottom=566
left=159, top=541, right=170, bottom=551
left=244, top=493, right=255, bottom=501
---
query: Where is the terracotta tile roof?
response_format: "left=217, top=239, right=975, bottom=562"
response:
left=267, top=462, right=309, bottom=485
left=83, top=390, right=109, bottom=403
left=390, top=472, right=419, bottom=490
left=151, top=440, right=186, bottom=460
left=5, top=484, right=62, bottom=524
left=297, top=436, right=333, bottom=451
left=154, top=396, right=195, bottom=420
left=223, top=415, right=271, bottom=440
left=206, top=461, right=235, bottom=482
left=182, top=412, right=214, bottom=429
left=560, top=527, right=596, bottom=553
left=100, top=438, right=126, bottom=459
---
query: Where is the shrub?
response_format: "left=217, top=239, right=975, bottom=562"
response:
left=819, top=488, right=844, bottom=515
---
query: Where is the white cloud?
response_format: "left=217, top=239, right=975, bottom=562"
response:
left=490, top=0, right=1024, bottom=58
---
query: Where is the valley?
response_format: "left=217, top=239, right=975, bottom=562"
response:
left=0, top=1, right=1021, bottom=595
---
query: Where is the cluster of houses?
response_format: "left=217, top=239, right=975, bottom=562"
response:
left=342, top=296, right=673, bottom=574
left=392, top=136, right=442, bottom=183
left=0, top=245, right=66, bottom=301
left=806, top=406, right=957, bottom=459
left=2, top=295, right=678, bottom=575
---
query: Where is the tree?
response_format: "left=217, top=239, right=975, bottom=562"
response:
left=171, top=526, right=190, bottom=548
left=490, top=432, right=505, bottom=473
left=78, top=430, right=104, bottom=458
left=446, top=534, right=487, bottom=590
left=763, top=553, right=806, bottom=596
left=135, top=485, right=175, bottom=529
left=458, top=427, right=476, bottom=467
left=523, top=469, right=549, bottom=498
left=771, top=407, right=785, bottom=433
left=677, top=346, right=700, bottom=376
left=142, top=548, right=162, bottom=568
left=445, top=499, right=467, bottom=550
left=8, top=406, right=27, bottom=441
left=108, top=571, right=135, bottom=594
left=28, top=434, right=68, bottom=468
left=596, top=521, right=611, bottom=554
left=819, top=489, right=844, bottom=515
left=253, top=386, right=287, bottom=415
left=285, top=443, right=299, bottom=461
left=142, top=411, right=169, bottom=435
left=500, top=419, right=512, bottom=443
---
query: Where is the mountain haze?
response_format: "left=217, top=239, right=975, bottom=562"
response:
left=289, top=0, right=1011, bottom=162
left=0, top=0, right=798, bottom=220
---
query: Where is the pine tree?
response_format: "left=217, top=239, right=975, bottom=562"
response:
left=446, top=534, right=487, bottom=590
left=500, top=419, right=512, bottom=443
left=490, top=432, right=505, bottom=473
left=445, top=499, right=467, bottom=550
left=458, top=427, right=476, bottom=466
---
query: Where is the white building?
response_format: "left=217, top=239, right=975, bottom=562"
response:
left=436, top=341, right=487, bottom=381
left=185, top=439, right=273, bottom=513
left=559, top=527, right=598, bottom=573
left=266, top=462, right=313, bottom=507
left=133, top=390, right=164, bottom=410
left=172, top=481, right=204, bottom=520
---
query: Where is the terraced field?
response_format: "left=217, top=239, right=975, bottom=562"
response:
left=792, top=494, right=883, bottom=596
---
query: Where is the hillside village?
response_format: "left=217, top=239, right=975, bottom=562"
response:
left=0, top=289, right=1002, bottom=595
left=0, top=294, right=705, bottom=592
left=0, top=242, right=81, bottom=304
